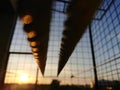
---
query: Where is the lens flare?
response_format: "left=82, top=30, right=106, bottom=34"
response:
left=19, top=73, right=29, bottom=83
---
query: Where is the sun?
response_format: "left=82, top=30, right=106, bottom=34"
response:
left=19, top=73, right=29, bottom=83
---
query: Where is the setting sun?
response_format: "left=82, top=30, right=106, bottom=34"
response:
left=19, top=73, right=29, bottom=83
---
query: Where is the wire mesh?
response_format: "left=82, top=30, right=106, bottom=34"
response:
left=4, top=0, right=120, bottom=89
left=91, top=0, right=120, bottom=89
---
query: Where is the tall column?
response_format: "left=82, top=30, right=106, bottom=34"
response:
left=0, top=0, right=17, bottom=88
left=89, top=24, right=99, bottom=90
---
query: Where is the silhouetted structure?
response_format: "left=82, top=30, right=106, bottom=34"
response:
left=58, top=0, right=102, bottom=75
left=0, top=0, right=120, bottom=90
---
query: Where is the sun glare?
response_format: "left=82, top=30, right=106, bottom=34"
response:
left=19, top=73, right=29, bottom=83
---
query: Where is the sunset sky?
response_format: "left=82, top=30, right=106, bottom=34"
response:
left=5, top=0, right=120, bottom=85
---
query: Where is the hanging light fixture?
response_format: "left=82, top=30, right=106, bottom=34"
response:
left=27, top=30, right=37, bottom=39
left=21, top=14, right=33, bottom=24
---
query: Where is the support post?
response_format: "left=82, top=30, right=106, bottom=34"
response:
left=35, top=67, right=39, bottom=90
left=0, top=1, right=17, bottom=89
left=89, top=24, right=99, bottom=90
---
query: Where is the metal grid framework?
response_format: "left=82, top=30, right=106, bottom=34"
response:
left=92, top=0, right=120, bottom=88
left=4, top=0, right=120, bottom=88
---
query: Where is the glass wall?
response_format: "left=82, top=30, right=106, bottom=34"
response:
left=91, top=0, right=120, bottom=89
left=4, top=0, right=120, bottom=89
left=5, top=0, right=93, bottom=85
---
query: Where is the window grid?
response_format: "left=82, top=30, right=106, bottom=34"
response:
left=92, top=0, right=120, bottom=88
left=4, top=0, right=120, bottom=89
